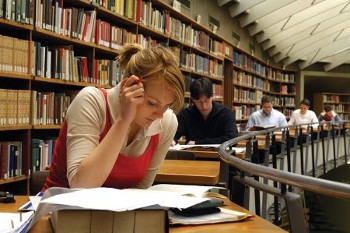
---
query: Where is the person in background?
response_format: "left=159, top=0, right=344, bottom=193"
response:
left=173, top=77, right=238, bottom=145
left=42, top=44, right=185, bottom=191
left=288, top=98, right=318, bottom=127
left=246, top=95, right=288, bottom=131
left=318, top=105, right=341, bottom=125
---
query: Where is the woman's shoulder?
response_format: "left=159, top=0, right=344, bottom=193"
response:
left=79, top=86, right=104, bottom=95
left=75, top=86, right=104, bottom=101
left=69, top=86, right=105, bottom=111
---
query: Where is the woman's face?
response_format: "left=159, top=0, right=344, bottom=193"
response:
left=135, top=78, right=175, bottom=127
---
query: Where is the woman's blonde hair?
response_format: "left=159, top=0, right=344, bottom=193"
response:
left=117, top=43, right=185, bottom=113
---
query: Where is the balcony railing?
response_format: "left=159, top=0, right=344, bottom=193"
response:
left=219, top=121, right=350, bottom=233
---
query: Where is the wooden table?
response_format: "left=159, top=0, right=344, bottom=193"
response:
left=155, top=160, right=220, bottom=185
left=2, top=196, right=287, bottom=233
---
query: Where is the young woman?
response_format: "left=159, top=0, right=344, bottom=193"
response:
left=42, top=44, right=185, bottom=190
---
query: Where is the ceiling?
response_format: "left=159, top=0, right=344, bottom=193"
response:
left=216, top=0, right=350, bottom=71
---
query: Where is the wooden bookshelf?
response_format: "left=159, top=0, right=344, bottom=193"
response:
left=223, top=43, right=296, bottom=132
left=313, top=93, right=350, bottom=121
left=0, top=0, right=232, bottom=194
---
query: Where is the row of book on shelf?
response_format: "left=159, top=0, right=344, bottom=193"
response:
left=0, top=89, right=31, bottom=126
left=233, top=51, right=295, bottom=82
left=0, top=89, right=75, bottom=127
left=233, top=89, right=295, bottom=106
left=31, top=90, right=74, bottom=126
left=33, top=42, right=122, bottom=86
left=233, top=71, right=296, bottom=94
left=0, top=0, right=32, bottom=24
left=323, top=94, right=350, bottom=103
left=1, top=32, right=223, bottom=85
left=0, top=138, right=55, bottom=181
left=0, top=137, right=56, bottom=180
left=31, top=138, right=56, bottom=173
left=0, top=34, right=123, bottom=86
left=180, top=50, right=224, bottom=79
left=0, top=141, right=23, bottom=179
left=32, top=0, right=225, bottom=56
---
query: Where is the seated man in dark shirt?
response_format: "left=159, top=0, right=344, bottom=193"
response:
left=173, top=77, right=238, bottom=145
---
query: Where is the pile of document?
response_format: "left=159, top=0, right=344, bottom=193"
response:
left=27, top=184, right=250, bottom=233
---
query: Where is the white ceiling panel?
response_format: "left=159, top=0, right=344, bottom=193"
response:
left=300, top=35, right=350, bottom=68
left=248, top=0, right=316, bottom=36
left=270, top=17, right=350, bottom=59
left=323, top=49, right=350, bottom=71
left=260, top=2, right=347, bottom=49
left=282, top=34, right=338, bottom=65
left=217, top=0, right=350, bottom=71
left=238, top=0, right=295, bottom=27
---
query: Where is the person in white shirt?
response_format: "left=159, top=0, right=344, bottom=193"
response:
left=246, top=95, right=288, bottom=131
left=288, top=98, right=318, bottom=127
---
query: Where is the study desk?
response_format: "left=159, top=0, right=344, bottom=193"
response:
left=2, top=196, right=287, bottom=233
left=155, top=160, right=220, bottom=185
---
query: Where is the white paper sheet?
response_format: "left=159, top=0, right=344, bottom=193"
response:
left=148, top=184, right=224, bottom=197
left=40, top=187, right=209, bottom=211
left=0, top=211, right=34, bottom=233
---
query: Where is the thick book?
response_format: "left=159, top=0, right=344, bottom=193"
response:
left=51, top=209, right=169, bottom=233
left=253, top=124, right=276, bottom=131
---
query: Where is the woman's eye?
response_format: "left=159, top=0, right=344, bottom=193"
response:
left=148, top=101, right=157, bottom=106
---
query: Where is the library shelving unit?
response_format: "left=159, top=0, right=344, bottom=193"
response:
left=223, top=44, right=296, bottom=132
left=0, top=0, right=230, bottom=194
left=313, top=93, right=350, bottom=121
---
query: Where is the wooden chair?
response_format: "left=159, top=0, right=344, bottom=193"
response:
left=30, top=170, right=49, bottom=195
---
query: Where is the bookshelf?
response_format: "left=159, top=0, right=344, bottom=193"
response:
left=313, top=93, right=350, bottom=121
left=223, top=44, right=296, bottom=132
left=0, top=0, right=231, bottom=194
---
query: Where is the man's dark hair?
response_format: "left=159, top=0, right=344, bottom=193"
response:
left=324, top=104, right=332, bottom=112
left=190, top=77, right=213, bottom=100
left=261, top=95, right=273, bottom=104
left=300, top=98, right=310, bottom=106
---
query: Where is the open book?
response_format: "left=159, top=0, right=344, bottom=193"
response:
left=170, top=144, right=220, bottom=151
left=169, top=208, right=250, bottom=225
left=148, top=184, right=226, bottom=199
left=169, top=144, right=246, bottom=154
left=253, top=124, right=276, bottom=131
left=148, top=184, right=249, bottom=225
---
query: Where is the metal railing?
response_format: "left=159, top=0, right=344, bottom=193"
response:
left=219, top=121, right=350, bottom=233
